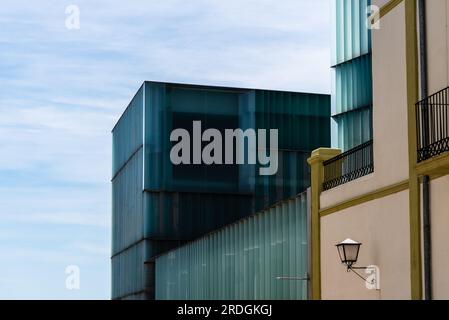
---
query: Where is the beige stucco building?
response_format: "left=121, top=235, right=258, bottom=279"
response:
left=309, top=0, right=449, bottom=300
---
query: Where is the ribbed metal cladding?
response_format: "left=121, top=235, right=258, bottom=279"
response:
left=155, top=192, right=309, bottom=300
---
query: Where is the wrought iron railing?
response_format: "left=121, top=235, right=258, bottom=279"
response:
left=416, top=86, right=449, bottom=162
left=323, top=140, right=374, bottom=191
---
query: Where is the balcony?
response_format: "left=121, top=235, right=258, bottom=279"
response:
left=416, top=86, right=449, bottom=163
left=323, top=140, right=374, bottom=191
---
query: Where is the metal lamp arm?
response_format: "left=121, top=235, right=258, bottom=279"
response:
left=347, top=266, right=375, bottom=284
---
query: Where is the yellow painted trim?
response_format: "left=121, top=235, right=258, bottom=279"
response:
left=416, top=152, right=449, bottom=176
left=380, top=0, right=404, bottom=18
left=320, top=180, right=410, bottom=217
left=307, top=148, right=341, bottom=300
left=425, top=172, right=449, bottom=182
left=404, top=0, right=422, bottom=300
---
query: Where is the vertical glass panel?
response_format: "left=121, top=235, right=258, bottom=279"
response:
left=111, top=241, right=146, bottom=299
left=155, top=192, right=309, bottom=300
left=335, top=54, right=373, bottom=114
left=334, top=0, right=372, bottom=65
left=112, top=85, right=143, bottom=176
left=111, top=148, right=143, bottom=254
left=334, top=106, right=373, bottom=151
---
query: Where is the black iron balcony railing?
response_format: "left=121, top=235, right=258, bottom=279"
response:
left=323, top=140, right=374, bottom=191
left=416, top=86, right=449, bottom=162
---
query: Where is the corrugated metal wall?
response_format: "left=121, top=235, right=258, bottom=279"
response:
left=332, top=0, right=373, bottom=151
left=155, top=191, right=308, bottom=300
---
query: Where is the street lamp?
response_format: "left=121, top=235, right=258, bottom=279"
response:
left=336, top=239, right=378, bottom=288
left=336, top=238, right=362, bottom=269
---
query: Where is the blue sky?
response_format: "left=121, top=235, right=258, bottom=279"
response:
left=0, top=0, right=330, bottom=299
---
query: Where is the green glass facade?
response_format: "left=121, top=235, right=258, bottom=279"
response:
left=332, top=0, right=373, bottom=151
left=111, top=81, right=330, bottom=299
left=155, top=191, right=309, bottom=300
left=333, top=0, right=371, bottom=66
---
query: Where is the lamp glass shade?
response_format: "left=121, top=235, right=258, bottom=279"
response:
left=336, top=239, right=361, bottom=267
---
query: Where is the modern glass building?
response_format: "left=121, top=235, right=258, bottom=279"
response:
left=332, top=0, right=373, bottom=151
left=111, top=81, right=330, bottom=299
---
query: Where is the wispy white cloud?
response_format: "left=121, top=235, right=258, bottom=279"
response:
left=2, top=212, right=109, bottom=228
